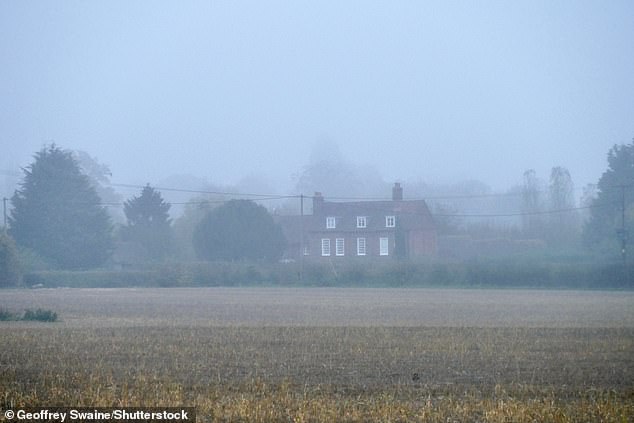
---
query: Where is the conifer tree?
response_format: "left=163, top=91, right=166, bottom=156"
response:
left=122, top=184, right=172, bottom=260
left=9, top=145, right=113, bottom=269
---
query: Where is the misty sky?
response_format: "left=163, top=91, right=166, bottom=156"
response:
left=1, top=1, right=633, bottom=196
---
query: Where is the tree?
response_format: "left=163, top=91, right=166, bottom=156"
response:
left=172, top=195, right=224, bottom=261
left=294, top=140, right=388, bottom=206
left=193, top=200, right=286, bottom=261
left=548, top=166, right=577, bottom=243
left=9, top=145, right=113, bottom=269
left=0, top=233, right=22, bottom=286
left=580, top=183, right=597, bottom=223
left=122, top=184, right=172, bottom=260
left=73, top=150, right=124, bottom=223
left=583, top=140, right=634, bottom=258
left=521, top=169, right=544, bottom=237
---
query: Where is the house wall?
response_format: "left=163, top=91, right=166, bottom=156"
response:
left=409, top=229, right=438, bottom=256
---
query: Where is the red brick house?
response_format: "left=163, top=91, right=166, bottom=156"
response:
left=278, top=183, right=437, bottom=260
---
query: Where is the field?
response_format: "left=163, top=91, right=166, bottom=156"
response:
left=1, top=288, right=633, bottom=422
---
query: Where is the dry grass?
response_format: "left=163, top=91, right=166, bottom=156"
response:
left=1, top=288, right=633, bottom=422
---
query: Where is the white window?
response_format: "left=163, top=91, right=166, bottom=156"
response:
left=321, top=239, right=331, bottom=256
left=357, top=237, right=366, bottom=256
left=326, top=217, right=336, bottom=229
left=385, top=216, right=396, bottom=228
left=303, top=245, right=310, bottom=256
left=336, top=238, right=345, bottom=256
left=356, top=216, right=367, bottom=228
left=380, top=237, right=389, bottom=256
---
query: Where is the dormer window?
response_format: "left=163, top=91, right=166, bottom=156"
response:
left=356, top=216, right=367, bottom=228
left=326, top=216, right=336, bottom=229
left=386, top=216, right=396, bottom=228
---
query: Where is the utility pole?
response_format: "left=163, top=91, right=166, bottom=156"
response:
left=299, top=194, right=304, bottom=282
left=2, top=197, right=7, bottom=233
left=616, top=185, right=628, bottom=265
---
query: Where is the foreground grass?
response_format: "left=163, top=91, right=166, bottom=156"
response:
left=1, top=326, right=632, bottom=422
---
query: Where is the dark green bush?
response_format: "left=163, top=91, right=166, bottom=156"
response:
left=0, top=307, right=18, bottom=321
left=0, top=307, right=58, bottom=322
left=22, top=308, right=58, bottom=322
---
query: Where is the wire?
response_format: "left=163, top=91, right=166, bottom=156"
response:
left=109, top=182, right=299, bottom=200
left=430, top=202, right=617, bottom=218
left=3, top=168, right=631, bottom=217
left=2, top=167, right=629, bottom=201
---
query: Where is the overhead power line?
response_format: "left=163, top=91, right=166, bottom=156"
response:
left=2, top=170, right=631, bottom=218
left=430, top=202, right=617, bottom=218
left=109, top=182, right=300, bottom=200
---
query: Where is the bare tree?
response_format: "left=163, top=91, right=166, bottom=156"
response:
left=521, top=169, right=543, bottom=237
left=548, top=166, right=577, bottom=243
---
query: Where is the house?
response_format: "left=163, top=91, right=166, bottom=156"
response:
left=277, top=183, right=437, bottom=260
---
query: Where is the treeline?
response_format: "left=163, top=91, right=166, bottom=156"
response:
left=21, top=260, right=633, bottom=289
left=2, top=140, right=634, bottom=288
left=1, top=145, right=288, bottom=286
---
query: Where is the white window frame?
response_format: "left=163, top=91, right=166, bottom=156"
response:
left=326, top=216, right=336, bottom=229
left=335, top=238, right=345, bottom=256
left=357, top=237, right=366, bottom=256
left=356, top=216, right=367, bottom=228
left=385, top=215, right=396, bottom=228
left=321, top=239, right=331, bottom=256
left=380, top=237, right=389, bottom=256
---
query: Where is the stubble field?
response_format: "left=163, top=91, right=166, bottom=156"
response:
left=1, top=288, right=633, bottom=422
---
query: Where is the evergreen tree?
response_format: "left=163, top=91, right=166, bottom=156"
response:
left=122, top=184, right=172, bottom=260
left=193, top=200, right=286, bottom=261
left=9, top=145, right=113, bottom=269
left=583, top=140, right=634, bottom=259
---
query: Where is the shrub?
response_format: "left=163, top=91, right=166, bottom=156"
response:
left=17, top=247, right=57, bottom=272
left=0, top=233, right=22, bottom=287
left=0, top=307, right=18, bottom=321
left=0, top=307, right=58, bottom=322
left=22, top=308, right=58, bottom=322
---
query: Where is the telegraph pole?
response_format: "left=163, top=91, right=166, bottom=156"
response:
left=2, top=197, right=7, bottom=233
left=616, top=185, right=628, bottom=265
left=299, top=194, right=304, bottom=282
left=622, top=186, right=627, bottom=264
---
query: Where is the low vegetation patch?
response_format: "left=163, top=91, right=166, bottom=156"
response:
left=0, top=307, right=58, bottom=322
left=20, top=260, right=634, bottom=289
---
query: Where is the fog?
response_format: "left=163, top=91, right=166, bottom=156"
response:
left=2, top=1, right=634, bottom=203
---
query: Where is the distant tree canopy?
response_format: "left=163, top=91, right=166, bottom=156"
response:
left=9, top=145, right=113, bottom=269
left=583, top=140, right=634, bottom=258
left=294, top=140, right=388, bottom=203
left=122, top=184, right=172, bottom=260
left=193, top=200, right=286, bottom=261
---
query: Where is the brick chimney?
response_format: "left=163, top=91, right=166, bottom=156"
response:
left=392, top=183, right=403, bottom=201
left=313, top=192, right=324, bottom=215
